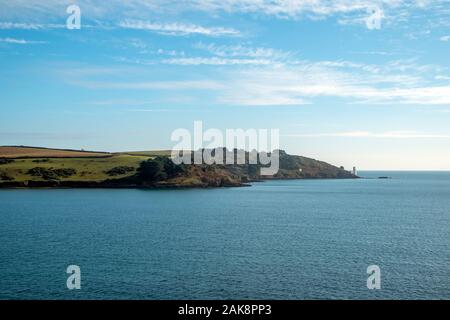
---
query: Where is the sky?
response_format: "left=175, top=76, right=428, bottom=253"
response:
left=1, top=0, right=450, bottom=170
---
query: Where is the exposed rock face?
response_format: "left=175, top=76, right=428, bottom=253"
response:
left=270, top=150, right=356, bottom=179
left=136, top=150, right=357, bottom=188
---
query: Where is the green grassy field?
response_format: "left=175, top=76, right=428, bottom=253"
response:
left=0, top=154, right=150, bottom=182
left=119, top=150, right=172, bottom=157
left=0, top=146, right=110, bottom=158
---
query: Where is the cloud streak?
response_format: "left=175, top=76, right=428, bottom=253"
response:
left=118, top=20, right=240, bottom=37
left=195, top=43, right=290, bottom=59
left=217, top=61, right=450, bottom=106
left=73, top=80, right=223, bottom=90
left=0, top=37, right=47, bottom=44
left=284, top=131, right=450, bottom=139
left=0, top=22, right=45, bottom=29
left=63, top=57, right=450, bottom=106
left=186, top=0, right=401, bottom=18
left=161, top=57, right=273, bottom=65
left=1, top=0, right=448, bottom=32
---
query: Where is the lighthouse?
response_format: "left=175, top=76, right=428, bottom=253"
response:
left=352, top=166, right=357, bottom=176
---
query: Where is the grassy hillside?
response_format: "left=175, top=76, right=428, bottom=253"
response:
left=0, top=154, right=149, bottom=182
left=120, top=150, right=172, bottom=157
left=0, top=146, right=110, bottom=158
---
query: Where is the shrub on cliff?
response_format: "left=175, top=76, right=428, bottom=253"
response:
left=0, top=171, right=13, bottom=181
left=27, top=167, right=76, bottom=180
left=105, top=166, right=135, bottom=176
left=0, top=159, right=14, bottom=165
left=137, top=160, right=165, bottom=181
left=137, top=157, right=186, bottom=182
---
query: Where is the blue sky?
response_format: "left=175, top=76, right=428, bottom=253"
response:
left=1, top=0, right=450, bottom=169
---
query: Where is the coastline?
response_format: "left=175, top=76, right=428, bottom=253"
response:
left=0, top=147, right=358, bottom=189
left=0, top=175, right=359, bottom=190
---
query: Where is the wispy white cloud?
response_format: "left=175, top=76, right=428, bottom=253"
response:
left=217, top=60, right=450, bottom=105
left=186, top=0, right=399, bottom=18
left=161, top=57, right=273, bottom=65
left=440, top=35, right=450, bottom=41
left=0, top=22, right=45, bottom=29
left=1, top=0, right=448, bottom=31
left=155, top=48, right=185, bottom=56
left=0, top=37, right=47, bottom=44
left=348, top=50, right=394, bottom=56
left=126, top=108, right=184, bottom=112
left=0, top=21, right=66, bottom=29
left=431, top=109, right=450, bottom=113
left=284, top=131, right=450, bottom=139
left=435, top=75, right=450, bottom=80
left=222, top=95, right=309, bottom=106
left=89, top=97, right=193, bottom=106
left=74, top=80, right=224, bottom=90
left=195, top=43, right=291, bottom=59
left=0, top=21, right=102, bottom=30
left=183, top=0, right=450, bottom=32
left=121, top=43, right=290, bottom=66
left=63, top=56, right=450, bottom=106
left=118, top=20, right=240, bottom=36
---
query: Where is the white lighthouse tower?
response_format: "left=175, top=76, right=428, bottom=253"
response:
left=352, top=166, right=357, bottom=176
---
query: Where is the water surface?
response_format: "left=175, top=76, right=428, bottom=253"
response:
left=1, top=171, right=449, bottom=299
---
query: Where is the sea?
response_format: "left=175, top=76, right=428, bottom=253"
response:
left=0, top=171, right=449, bottom=299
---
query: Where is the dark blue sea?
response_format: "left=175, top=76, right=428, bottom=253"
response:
left=1, top=171, right=449, bottom=299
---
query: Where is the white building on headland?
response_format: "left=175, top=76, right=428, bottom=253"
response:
left=352, top=166, right=357, bottom=176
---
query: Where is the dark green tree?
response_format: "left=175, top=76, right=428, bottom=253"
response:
left=162, top=157, right=186, bottom=177
left=138, top=160, right=165, bottom=181
left=138, top=157, right=187, bottom=182
left=248, top=165, right=260, bottom=177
